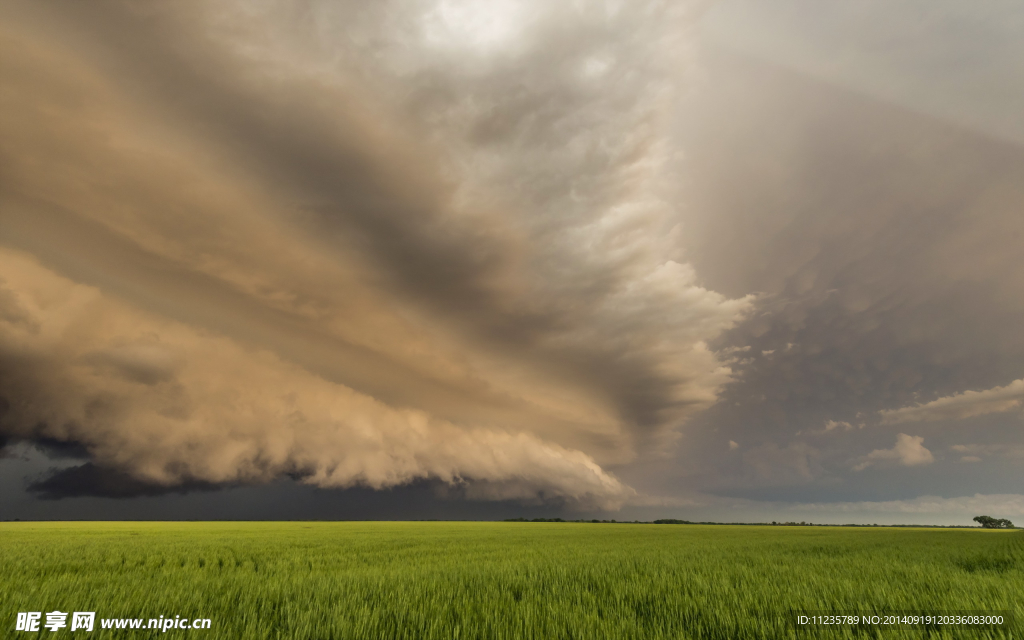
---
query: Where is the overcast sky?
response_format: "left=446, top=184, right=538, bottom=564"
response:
left=1, top=0, right=1021, bottom=525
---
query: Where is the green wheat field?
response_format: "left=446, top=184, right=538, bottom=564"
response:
left=1, top=522, right=1020, bottom=639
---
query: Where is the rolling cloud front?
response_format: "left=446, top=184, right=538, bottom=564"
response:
left=1, top=0, right=1021, bottom=524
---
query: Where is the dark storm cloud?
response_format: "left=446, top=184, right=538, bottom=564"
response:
left=26, top=437, right=91, bottom=461
left=28, top=463, right=224, bottom=500
left=0, top=0, right=750, bottom=509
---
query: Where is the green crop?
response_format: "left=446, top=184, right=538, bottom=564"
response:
left=1, top=522, right=1020, bottom=638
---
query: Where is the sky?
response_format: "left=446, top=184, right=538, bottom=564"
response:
left=1, top=0, right=1021, bottom=525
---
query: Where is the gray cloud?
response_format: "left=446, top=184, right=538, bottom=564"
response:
left=28, top=463, right=224, bottom=500
left=742, top=442, right=821, bottom=485
left=656, top=24, right=1024, bottom=500
left=880, top=379, right=1023, bottom=424
left=584, top=0, right=1024, bottom=513
left=950, top=444, right=1024, bottom=462
left=701, top=0, right=1024, bottom=146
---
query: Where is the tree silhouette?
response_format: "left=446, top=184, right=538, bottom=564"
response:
left=973, top=515, right=1014, bottom=529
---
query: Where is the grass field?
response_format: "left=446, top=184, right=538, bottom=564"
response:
left=1, top=522, right=1020, bottom=639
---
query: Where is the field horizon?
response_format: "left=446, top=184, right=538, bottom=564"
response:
left=0, top=518, right=1002, bottom=528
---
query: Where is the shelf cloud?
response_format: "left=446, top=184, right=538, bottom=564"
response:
left=0, top=0, right=748, bottom=508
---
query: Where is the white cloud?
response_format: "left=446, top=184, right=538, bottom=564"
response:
left=798, top=419, right=863, bottom=436
left=854, top=433, right=933, bottom=471
left=950, top=444, right=1024, bottom=460
left=879, top=379, right=1023, bottom=424
left=824, top=420, right=856, bottom=432
left=423, top=0, right=531, bottom=54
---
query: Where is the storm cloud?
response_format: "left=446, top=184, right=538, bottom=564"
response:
left=1, top=0, right=1021, bottom=522
left=0, top=0, right=751, bottom=509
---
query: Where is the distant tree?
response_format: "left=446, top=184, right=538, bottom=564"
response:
left=974, top=515, right=1014, bottom=529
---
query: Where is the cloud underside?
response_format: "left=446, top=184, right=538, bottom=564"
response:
left=0, top=1, right=749, bottom=507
